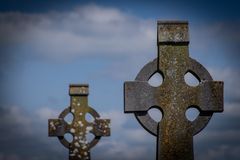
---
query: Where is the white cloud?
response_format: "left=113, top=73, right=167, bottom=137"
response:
left=100, top=110, right=153, bottom=143
left=196, top=145, right=240, bottom=160
left=100, top=110, right=128, bottom=131
left=0, top=4, right=155, bottom=61
left=8, top=106, right=31, bottom=125
left=95, top=110, right=154, bottom=159
left=195, top=129, right=240, bottom=160
left=95, top=140, right=149, bottom=160
left=0, top=3, right=239, bottom=160
left=0, top=106, right=32, bottom=135
left=123, top=128, right=151, bottom=143
left=224, top=102, right=240, bottom=117
left=209, top=67, right=240, bottom=101
left=35, top=107, right=60, bottom=121
left=196, top=130, right=240, bottom=143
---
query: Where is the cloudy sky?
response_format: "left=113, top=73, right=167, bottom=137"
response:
left=0, top=0, right=239, bottom=160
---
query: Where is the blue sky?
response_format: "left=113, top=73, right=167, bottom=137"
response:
left=0, top=0, right=239, bottom=160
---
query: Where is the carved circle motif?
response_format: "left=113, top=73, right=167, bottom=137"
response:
left=134, top=58, right=213, bottom=136
left=57, top=106, right=101, bottom=149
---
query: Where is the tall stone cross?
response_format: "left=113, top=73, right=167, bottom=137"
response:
left=124, top=21, right=223, bottom=160
left=49, top=84, right=110, bottom=160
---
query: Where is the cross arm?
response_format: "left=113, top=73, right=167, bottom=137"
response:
left=48, top=119, right=69, bottom=137
left=124, top=81, right=156, bottom=113
left=188, top=81, right=223, bottom=112
left=92, top=119, right=110, bottom=137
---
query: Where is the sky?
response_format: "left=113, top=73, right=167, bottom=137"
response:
left=0, top=0, right=240, bottom=160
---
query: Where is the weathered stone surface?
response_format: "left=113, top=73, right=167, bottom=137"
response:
left=49, top=84, right=110, bottom=160
left=124, top=21, right=224, bottom=160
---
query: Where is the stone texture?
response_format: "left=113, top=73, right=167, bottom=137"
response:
left=124, top=21, right=224, bottom=160
left=49, top=84, right=110, bottom=160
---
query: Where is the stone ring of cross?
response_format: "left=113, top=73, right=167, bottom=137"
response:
left=49, top=84, right=110, bottom=159
left=132, top=57, right=214, bottom=136
left=57, top=106, right=102, bottom=149
left=124, top=21, right=223, bottom=160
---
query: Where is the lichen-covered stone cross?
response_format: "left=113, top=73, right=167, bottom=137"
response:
left=124, top=21, right=223, bottom=160
left=49, top=84, right=110, bottom=160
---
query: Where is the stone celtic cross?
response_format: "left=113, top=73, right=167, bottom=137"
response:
left=124, top=21, right=223, bottom=160
left=49, top=84, right=110, bottom=160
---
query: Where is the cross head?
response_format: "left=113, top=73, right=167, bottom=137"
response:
left=49, top=84, right=110, bottom=160
left=124, top=21, right=223, bottom=160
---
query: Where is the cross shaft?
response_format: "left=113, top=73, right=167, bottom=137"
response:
left=124, top=21, right=223, bottom=160
left=49, top=84, right=110, bottom=160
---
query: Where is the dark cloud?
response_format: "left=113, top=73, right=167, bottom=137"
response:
left=0, top=106, right=67, bottom=160
left=0, top=106, right=155, bottom=160
left=0, top=3, right=239, bottom=160
left=213, top=22, right=240, bottom=65
left=0, top=7, right=155, bottom=63
left=190, top=21, right=240, bottom=68
left=1, top=102, right=240, bottom=160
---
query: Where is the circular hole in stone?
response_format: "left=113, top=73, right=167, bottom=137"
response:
left=148, top=72, right=163, bottom=87
left=184, top=72, right=200, bottom=87
left=185, top=107, right=200, bottom=121
left=148, top=107, right=163, bottom=122
left=86, top=133, right=95, bottom=143
left=85, top=113, right=94, bottom=123
left=64, top=133, right=73, bottom=143
left=64, top=112, right=74, bottom=124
